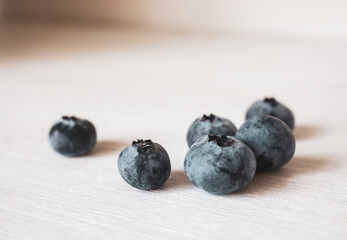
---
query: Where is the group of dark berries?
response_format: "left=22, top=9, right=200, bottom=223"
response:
left=49, top=97, right=296, bottom=195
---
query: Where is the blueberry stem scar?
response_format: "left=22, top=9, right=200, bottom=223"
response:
left=263, top=97, right=278, bottom=107
left=132, top=139, right=155, bottom=154
left=202, top=114, right=216, bottom=122
left=208, top=135, right=234, bottom=147
left=62, top=116, right=78, bottom=120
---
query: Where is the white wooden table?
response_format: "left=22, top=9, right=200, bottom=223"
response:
left=1, top=22, right=347, bottom=240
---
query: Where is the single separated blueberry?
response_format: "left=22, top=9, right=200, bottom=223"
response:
left=184, top=135, right=256, bottom=194
left=187, top=114, right=237, bottom=147
left=49, top=116, right=97, bottom=157
left=246, top=97, right=295, bottom=130
left=118, top=139, right=171, bottom=190
left=236, top=115, right=295, bottom=171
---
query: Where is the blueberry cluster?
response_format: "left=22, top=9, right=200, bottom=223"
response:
left=48, top=97, right=295, bottom=194
left=185, top=98, right=295, bottom=194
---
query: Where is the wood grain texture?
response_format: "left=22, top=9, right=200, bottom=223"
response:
left=0, top=22, right=347, bottom=240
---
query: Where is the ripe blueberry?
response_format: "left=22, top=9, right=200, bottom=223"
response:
left=187, top=114, right=237, bottom=147
left=49, top=116, right=97, bottom=157
left=118, top=139, right=171, bottom=190
left=246, top=97, right=295, bottom=130
left=184, top=135, right=256, bottom=194
left=236, top=115, right=295, bottom=171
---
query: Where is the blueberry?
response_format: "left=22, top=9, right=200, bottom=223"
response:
left=184, top=135, right=256, bottom=194
left=49, top=116, right=97, bottom=157
left=118, top=139, right=171, bottom=190
left=246, top=97, right=295, bottom=130
left=187, top=114, right=237, bottom=147
left=236, top=115, right=295, bottom=171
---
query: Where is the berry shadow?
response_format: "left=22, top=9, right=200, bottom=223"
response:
left=294, top=125, right=321, bottom=140
left=234, top=155, right=335, bottom=196
left=162, top=170, right=192, bottom=190
left=90, top=140, right=128, bottom=157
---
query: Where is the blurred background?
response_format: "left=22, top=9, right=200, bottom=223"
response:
left=3, top=0, right=347, bottom=37
left=0, top=0, right=346, bottom=133
left=1, top=0, right=347, bottom=144
left=1, top=0, right=347, bottom=61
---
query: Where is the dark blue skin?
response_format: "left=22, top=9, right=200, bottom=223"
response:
left=246, top=97, right=295, bottom=130
left=187, top=114, right=237, bottom=147
left=184, top=135, right=256, bottom=195
left=49, top=116, right=97, bottom=157
left=118, top=139, right=171, bottom=190
left=236, top=115, right=295, bottom=171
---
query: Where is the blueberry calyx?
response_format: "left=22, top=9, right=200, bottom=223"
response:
left=62, top=116, right=77, bottom=121
left=263, top=97, right=278, bottom=107
left=61, top=116, right=78, bottom=127
left=132, top=139, right=155, bottom=154
left=201, top=114, right=216, bottom=122
left=208, top=135, right=234, bottom=147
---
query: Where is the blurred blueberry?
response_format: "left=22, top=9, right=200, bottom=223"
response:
left=236, top=115, right=295, bottom=171
left=184, top=135, right=256, bottom=194
left=246, top=97, right=295, bottom=130
left=118, top=139, right=171, bottom=190
left=187, top=114, right=237, bottom=147
left=49, top=116, right=97, bottom=157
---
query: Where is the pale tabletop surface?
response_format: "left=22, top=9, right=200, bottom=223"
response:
left=1, top=22, right=347, bottom=240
